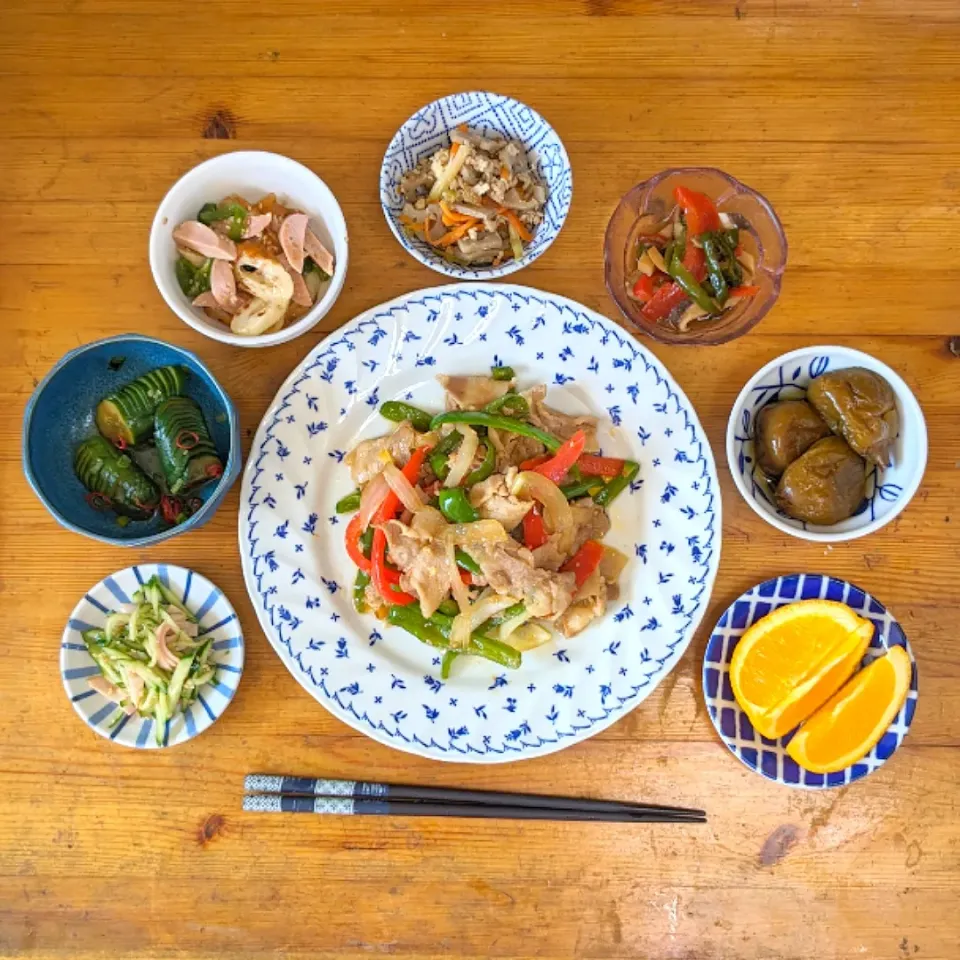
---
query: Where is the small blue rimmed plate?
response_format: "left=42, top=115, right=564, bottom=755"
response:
left=380, top=91, right=572, bottom=279
left=703, top=573, right=917, bottom=789
left=61, top=564, right=244, bottom=749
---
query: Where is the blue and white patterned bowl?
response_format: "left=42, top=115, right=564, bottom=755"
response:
left=239, top=282, right=720, bottom=763
left=380, top=92, right=572, bottom=279
left=703, top=573, right=917, bottom=789
left=726, top=346, right=927, bottom=542
left=61, top=564, right=244, bottom=749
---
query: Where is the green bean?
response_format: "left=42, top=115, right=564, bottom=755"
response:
left=701, top=235, right=729, bottom=304
left=480, top=602, right=526, bottom=630
left=379, top=400, right=433, bottom=433
left=437, top=488, right=479, bottom=524
left=464, top=442, right=495, bottom=488
left=667, top=256, right=719, bottom=315
left=388, top=605, right=522, bottom=670
left=455, top=549, right=481, bottom=575
left=431, top=411, right=560, bottom=451
left=353, top=571, right=370, bottom=613
left=483, top=393, right=530, bottom=418
left=441, top=650, right=459, bottom=679
left=593, top=460, right=640, bottom=507
left=560, top=477, right=604, bottom=500
left=491, top=365, right=515, bottom=381
left=335, top=489, right=361, bottom=513
left=436, top=598, right=460, bottom=617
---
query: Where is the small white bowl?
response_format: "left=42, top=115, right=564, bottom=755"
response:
left=726, top=346, right=927, bottom=542
left=149, top=151, right=348, bottom=348
left=380, top=91, right=572, bottom=279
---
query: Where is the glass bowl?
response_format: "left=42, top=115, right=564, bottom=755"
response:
left=604, top=167, right=787, bottom=346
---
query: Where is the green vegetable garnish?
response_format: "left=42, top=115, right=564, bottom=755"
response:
left=174, top=256, right=212, bottom=299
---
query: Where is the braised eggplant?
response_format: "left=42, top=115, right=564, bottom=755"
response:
left=807, top=367, right=899, bottom=466
left=754, top=400, right=831, bottom=477
left=74, top=435, right=160, bottom=520
left=154, top=396, right=223, bottom=495
left=775, top=436, right=866, bottom=525
left=95, top=365, right=189, bottom=446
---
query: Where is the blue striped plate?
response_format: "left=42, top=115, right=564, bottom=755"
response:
left=61, top=564, right=244, bottom=749
left=703, top=573, right=917, bottom=789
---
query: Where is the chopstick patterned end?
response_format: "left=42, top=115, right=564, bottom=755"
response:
left=243, top=795, right=357, bottom=814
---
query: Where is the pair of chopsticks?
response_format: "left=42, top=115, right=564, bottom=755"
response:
left=243, top=775, right=706, bottom=824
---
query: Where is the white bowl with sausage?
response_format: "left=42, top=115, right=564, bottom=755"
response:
left=149, top=151, right=348, bottom=348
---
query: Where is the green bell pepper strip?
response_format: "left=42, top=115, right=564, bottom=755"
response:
left=464, top=441, right=496, bottom=488
left=437, top=488, right=479, bottom=524
left=429, top=430, right=463, bottom=481
left=491, top=365, right=515, bottom=381
left=483, top=393, right=529, bottom=417
left=667, top=253, right=719, bottom=315
left=593, top=460, right=640, bottom=507
left=454, top=549, right=481, bottom=575
left=387, top=605, right=521, bottom=670
left=353, top=571, right=371, bottom=613
left=673, top=222, right=686, bottom=264
left=430, top=411, right=561, bottom=452
left=335, top=489, right=361, bottom=513
left=701, top=235, right=729, bottom=305
left=440, top=650, right=459, bottom=679
left=174, top=256, right=212, bottom=299
left=379, top=400, right=433, bottom=433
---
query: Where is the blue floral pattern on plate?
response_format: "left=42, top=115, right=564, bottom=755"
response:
left=380, top=92, right=572, bottom=279
left=239, top=283, right=720, bottom=763
left=703, top=573, right=917, bottom=789
left=61, top=563, right=244, bottom=749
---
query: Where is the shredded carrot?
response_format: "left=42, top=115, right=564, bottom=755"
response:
left=450, top=142, right=460, bottom=157
left=422, top=216, right=435, bottom=244
left=498, top=207, right=533, bottom=242
left=399, top=214, right=425, bottom=234
left=457, top=123, right=468, bottom=132
left=500, top=165, right=510, bottom=180
left=436, top=218, right=480, bottom=247
left=440, top=201, right=473, bottom=226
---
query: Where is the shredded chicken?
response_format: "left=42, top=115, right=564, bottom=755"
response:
left=469, top=467, right=533, bottom=531
left=345, top=422, right=419, bottom=486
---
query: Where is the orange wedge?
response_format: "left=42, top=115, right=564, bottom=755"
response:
left=730, top=600, right=875, bottom=739
left=787, top=645, right=912, bottom=773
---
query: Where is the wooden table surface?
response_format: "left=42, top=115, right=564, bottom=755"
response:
left=3, top=2, right=959, bottom=957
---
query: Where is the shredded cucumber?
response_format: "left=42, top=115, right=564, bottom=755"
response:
left=80, top=575, right=216, bottom=745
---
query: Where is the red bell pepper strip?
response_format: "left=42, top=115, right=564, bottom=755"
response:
left=631, top=274, right=655, bottom=303
left=640, top=243, right=707, bottom=322
left=729, top=285, right=760, bottom=298
left=533, top=430, right=587, bottom=484
left=560, top=539, right=605, bottom=589
left=519, top=453, right=551, bottom=471
left=576, top=454, right=626, bottom=478
left=674, top=186, right=721, bottom=235
left=371, top=446, right=430, bottom=525
left=371, top=528, right=416, bottom=605
left=522, top=504, right=548, bottom=549
left=345, top=513, right=372, bottom=573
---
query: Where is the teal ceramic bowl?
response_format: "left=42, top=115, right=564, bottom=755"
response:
left=23, top=334, right=241, bottom=546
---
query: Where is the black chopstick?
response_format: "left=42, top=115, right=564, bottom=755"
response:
left=244, top=774, right=706, bottom=820
left=242, top=794, right=705, bottom=823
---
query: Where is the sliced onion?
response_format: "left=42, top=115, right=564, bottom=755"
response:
left=646, top=246, right=669, bottom=274
left=599, top=545, right=629, bottom=582
left=444, top=519, right=509, bottom=546
left=505, top=623, right=553, bottom=652
left=446, top=540, right=471, bottom=614
left=357, top=472, right=390, bottom=529
left=451, top=592, right=519, bottom=651
left=497, top=606, right=535, bottom=642
left=444, top=425, right=479, bottom=488
left=411, top=506, right=447, bottom=538
left=428, top=143, right=472, bottom=202
left=511, top=471, right=574, bottom=551
left=383, top=462, right=423, bottom=514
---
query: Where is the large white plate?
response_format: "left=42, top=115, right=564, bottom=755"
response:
left=239, top=283, right=720, bottom=762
